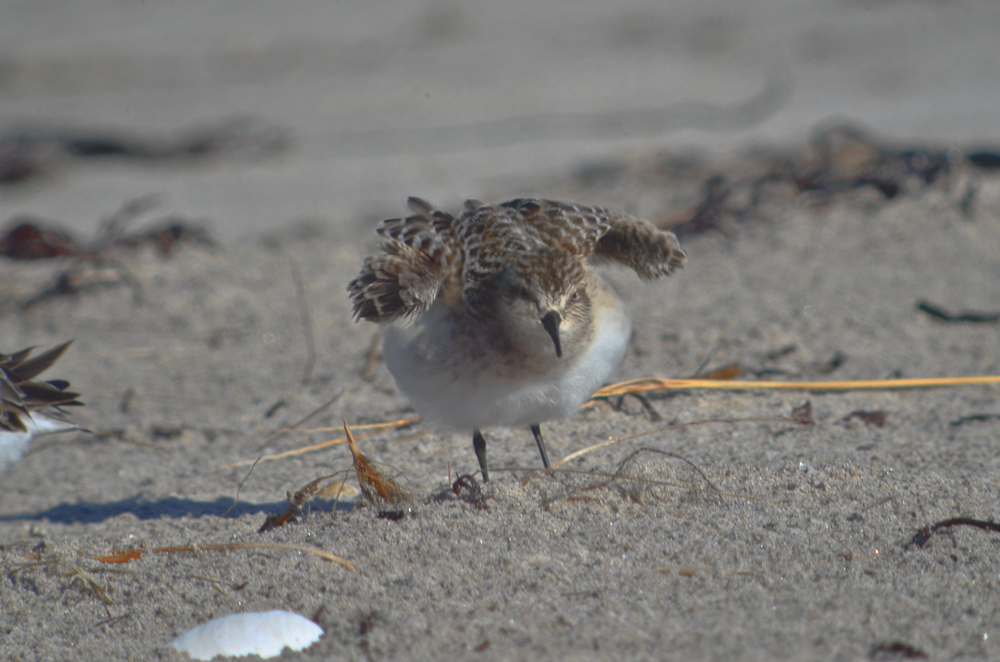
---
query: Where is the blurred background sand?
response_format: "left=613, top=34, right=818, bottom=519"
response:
left=2, top=0, right=999, bottom=240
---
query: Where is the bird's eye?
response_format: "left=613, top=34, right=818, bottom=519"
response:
left=569, top=290, right=580, bottom=302
left=507, top=285, right=531, bottom=301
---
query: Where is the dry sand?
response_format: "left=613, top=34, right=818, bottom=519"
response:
left=2, top=147, right=999, bottom=660
left=3, top=2, right=1000, bottom=661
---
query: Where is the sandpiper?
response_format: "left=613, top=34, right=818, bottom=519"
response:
left=349, top=198, right=684, bottom=480
left=0, top=341, right=83, bottom=472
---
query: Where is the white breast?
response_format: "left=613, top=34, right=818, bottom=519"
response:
left=382, top=277, right=631, bottom=431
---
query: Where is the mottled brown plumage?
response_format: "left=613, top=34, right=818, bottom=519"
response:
left=349, top=198, right=684, bottom=323
left=0, top=341, right=82, bottom=433
left=348, top=198, right=685, bottom=480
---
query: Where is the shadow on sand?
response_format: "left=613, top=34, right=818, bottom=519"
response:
left=0, top=495, right=352, bottom=525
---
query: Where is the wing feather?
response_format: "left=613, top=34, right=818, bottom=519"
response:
left=593, top=209, right=686, bottom=278
left=0, top=342, right=81, bottom=432
left=348, top=199, right=455, bottom=323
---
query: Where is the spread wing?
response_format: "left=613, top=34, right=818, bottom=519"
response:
left=592, top=208, right=686, bottom=278
left=349, top=197, right=685, bottom=323
left=348, top=198, right=455, bottom=323
left=492, top=199, right=686, bottom=279
left=495, top=199, right=611, bottom=256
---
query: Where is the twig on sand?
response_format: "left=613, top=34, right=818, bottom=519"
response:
left=11, top=558, right=114, bottom=616
left=533, top=447, right=724, bottom=508
left=259, top=473, right=333, bottom=533
left=216, top=417, right=420, bottom=470
left=289, top=258, right=316, bottom=384
left=916, top=299, right=1000, bottom=324
left=551, top=405, right=809, bottom=470
left=223, top=390, right=344, bottom=516
left=94, top=542, right=354, bottom=570
left=905, top=517, right=1000, bottom=550
left=590, top=374, right=1000, bottom=400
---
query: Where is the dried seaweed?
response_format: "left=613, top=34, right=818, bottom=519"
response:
left=344, top=418, right=410, bottom=511
left=916, top=300, right=1000, bottom=324
left=2, top=196, right=219, bottom=308
left=0, top=117, right=288, bottom=185
left=905, top=517, right=1000, bottom=550
left=452, top=474, right=488, bottom=510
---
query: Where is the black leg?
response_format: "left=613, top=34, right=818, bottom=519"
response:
left=530, top=423, right=551, bottom=469
left=473, top=429, right=489, bottom=481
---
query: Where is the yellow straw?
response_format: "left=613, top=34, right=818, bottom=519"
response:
left=592, top=375, right=1000, bottom=399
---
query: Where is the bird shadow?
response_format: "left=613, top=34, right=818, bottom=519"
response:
left=0, top=495, right=353, bottom=525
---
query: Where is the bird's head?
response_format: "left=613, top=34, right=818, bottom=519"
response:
left=496, top=250, right=591, bottom=359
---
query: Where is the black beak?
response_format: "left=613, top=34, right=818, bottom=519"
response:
left=541, top=310, right=562, bottom=358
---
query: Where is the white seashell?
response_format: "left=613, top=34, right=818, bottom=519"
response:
left=169, top=611, right=323, bottom=660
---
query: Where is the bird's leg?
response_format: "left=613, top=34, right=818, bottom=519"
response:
left=530, top=424, right=551, bottom=469
left=473, top=428, right=489, bottom=481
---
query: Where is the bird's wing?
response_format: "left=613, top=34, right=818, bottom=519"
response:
left=0, top=341, right=81, bottom=433
left=450, top=199, right=610, bottom=311
left=375, top=197, right=456, bottom=250
left=348, top=198, right=455, bottom=323
left=493, top=199, right=685, bottom=278
left=456, top=199, right=611, bottom=278
left=496, top=199, right=611, bottom=257
left=591, top=207, right=686, bottom=279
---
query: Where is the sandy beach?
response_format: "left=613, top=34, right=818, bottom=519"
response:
left=2, top=2, right=1000, bottom=660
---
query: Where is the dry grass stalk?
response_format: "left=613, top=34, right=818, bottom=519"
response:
left=591, top=374, right=1000, bottom=400
left=95, top=542, right=355, bottom=569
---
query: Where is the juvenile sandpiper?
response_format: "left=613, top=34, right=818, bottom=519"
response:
left=349, top=198, right=684, bottom=480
